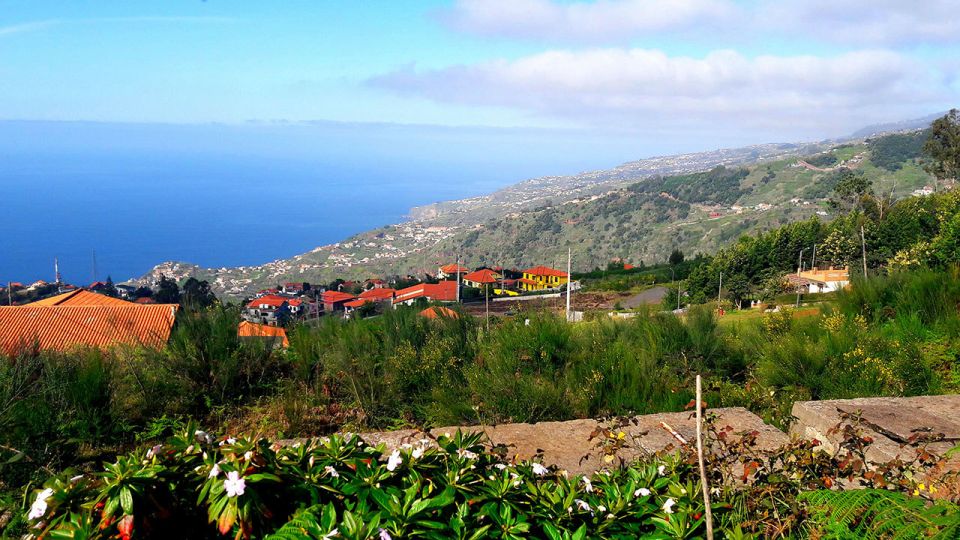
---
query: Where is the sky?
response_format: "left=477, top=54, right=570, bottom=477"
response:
left=1, top=0, right=958, bottom=143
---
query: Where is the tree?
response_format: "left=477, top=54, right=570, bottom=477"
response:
left=828, top=168, right=874, bottom=213
left=154, top=275, right=180, bottom=304
left=181, top=277, right=217, bottom=309
left=102, top=276, right=118, bottom=298
left=668, top=249, right=685, bottom=266
left=923, top=109, right=960, bottom=189
left=132, top=286, right=153, bottom=299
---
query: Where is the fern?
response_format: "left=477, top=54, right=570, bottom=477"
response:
left=799, top=489, right=960, bottom=539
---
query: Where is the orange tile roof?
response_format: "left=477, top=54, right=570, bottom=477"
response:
left=344, top=298, right=369, bottom=308
left=0, top=304, right=179, bottom=354
left=247, top=295, right=288, bottom=309
left=462, top=269, right=500, bottom=284
left=29, top=289, right=134, bottom=307
left=237, top=321, right=289, bottom=347
left=419, top=306, right=459, bottom=319
left=518, top=278, right=541, bottom=286
left=322, top=290, right=356, bottom=303
left=359, top=288, right=396, bottom=300
left=522, top=265, right=568, bottom=278
left=439, top=263, right=469, bottom=274
left=394, top=281, right=458, bottom=304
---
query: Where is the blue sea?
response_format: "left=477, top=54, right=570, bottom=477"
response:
left=0, top=120, right=684, bottom=284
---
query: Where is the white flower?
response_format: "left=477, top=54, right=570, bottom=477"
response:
left=28, top=488, right=54, bottom=520
left=635, top=487, right=651, bottom=497
left=386, top=450, right=402, bottom=471
left=657, top=465, right=667, bottom=476
left=597, top=505, right=606, bottom=512
left=224, top=471, right=246, bottom=497
left=494, top=463, right=507, bottom=470
left=574, top=499, right=591, bottom=513
left=195, top=430, right=212, bottom=444
left=379, top=528, right=392, bottom=540
left=208, top=463, right=221, bottom=478
left=662, top=498, right=676, bottom=514
left=412, top=446, right=425, bottom=460
left=324, top=465, right=340, bottom=478
left=531, top=463, right=548, bottom=476
left=581, top=477, right=593, bottom=493
left=457, top=448, right=477, bottom=460
left=322, top=528, right=339, bottom=540
left=146, top=444, right=162, bottom=459
left=244, top=451, right=254, bottom=461
left=711, top=486, right=721, bottom=496
left=309, top=456, right=315, bottom=468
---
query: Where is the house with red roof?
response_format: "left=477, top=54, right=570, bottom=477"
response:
left=244, top=294, right=290, bottom=326
left=437, top=263, right=469, bottom=280
left=322, top=290, right=356, bottom=313
left=519, top=265, right=569, bottom=292
left=393, top=281, right=458, bottom=306
left=343, top=288, right=396, bottom=318
left=282, top=282, right=308, bottom=295
left=462, top=269, right=501, bottom=289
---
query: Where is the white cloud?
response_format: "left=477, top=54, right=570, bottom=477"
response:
left=0, top=16, right=235, bottom=39
left=0, top=20, right=59, bottom=38
left=442, top=0, right=960, bottom=46
left=761, top=0, right=960, bottom=45
left=442, top=0, right=736, bottom=42
left=372, top=48, right=950, bottom=136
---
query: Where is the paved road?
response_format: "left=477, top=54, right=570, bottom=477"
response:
left=622, top=286, right=670, bottom=309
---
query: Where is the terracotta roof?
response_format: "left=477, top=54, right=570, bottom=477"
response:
left=247, top=295, right=288, bottom=309
left=359, top=288, right=396, bottom=300
left=419, top=306, right=459, bottom=319
left=322, top=290, right=356, bottom=303
left=344, top=298, right=370, bottom=308
left=462, top=269, right=500, bottom=284
left=394, top=281, right=458, bottom=304
left=522, top=265, right=568, bottom=278
left=287, top=299, right=303, bottom=307
left=237, top=321, right=289, bottom=347
left=439, top=263, right=469, bottom=274
left=0, top=304, right=179, bottom=354
left=134, top=297, right=157, bottom=304
left=29, top=289, right=133, bottom=307
left=518, top=278, right=541, bottom=286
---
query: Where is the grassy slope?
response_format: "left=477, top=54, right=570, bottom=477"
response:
left=187, top=139, right=935, bottom=296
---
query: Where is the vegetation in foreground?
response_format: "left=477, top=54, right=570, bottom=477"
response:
left=13, top=413, right=960, bottom=539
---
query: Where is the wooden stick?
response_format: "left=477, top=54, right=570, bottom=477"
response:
left=659, top=421, right=688, bottom=446
left=696, top=375, right=714, bottom=540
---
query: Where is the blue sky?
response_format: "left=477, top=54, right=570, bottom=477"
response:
left=1, top=0, right=959, bottom=141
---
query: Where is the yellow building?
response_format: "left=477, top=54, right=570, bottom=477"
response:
left=519, top=265, right=569, bottom=291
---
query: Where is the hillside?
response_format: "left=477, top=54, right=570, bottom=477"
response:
left=136, top=130, right=935, bottom=297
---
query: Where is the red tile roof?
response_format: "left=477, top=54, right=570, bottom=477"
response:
left=247, top=295, right=288, bottom=309
left=344, top=298, right=369, bottom=308
left=522, top=265, right=568, bottom=278
left=518, top=278, right=541, bottom=286
left=29, top=290, right=133, bottom=307
left=359, top=288, right=396, bottom=300
left=287, top=299, right=303, bottom=307
left=0, top=304, right=179, bottom=354
left=439, top=263, right=469, bottom=274
left=238, top=321, right=289, bottom=347
left=322, top=290, right=356, bottom=303
left=419, top=306, right=459, bottom=319
left=462, top=269, right=500, bottom=284
left=134, top=297, right=157, bottom=304
left=394, top=281, right=458, bottom=304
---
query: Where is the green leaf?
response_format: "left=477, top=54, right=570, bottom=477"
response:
left=119, top=487, right=133, bottom=515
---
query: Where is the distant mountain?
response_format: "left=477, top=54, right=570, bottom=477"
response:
left=849, top=111, right=946, bottom=139
left=135, top=118, right=939, bottom=297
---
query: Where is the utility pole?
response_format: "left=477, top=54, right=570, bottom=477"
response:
left=6, top=282, right=11, bottom=305
left=717, top=272, right=722, bottom=307
left=811, top=244, right=817, bottom=271
left=678, top=278, right=682, bottom=311
left=796, top=249, right=805, bottom=308
left=455, top=253, right=461, bottom=304
left=54, top=257, right=61, bottom=286
left=485, top=282, right=490, bottom=330
left=860, top=225, right=868, bottom=278
left=565, top=248, right=572, bottom=322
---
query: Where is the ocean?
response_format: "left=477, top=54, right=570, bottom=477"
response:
left=0, top=120, right=670, bottom=284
